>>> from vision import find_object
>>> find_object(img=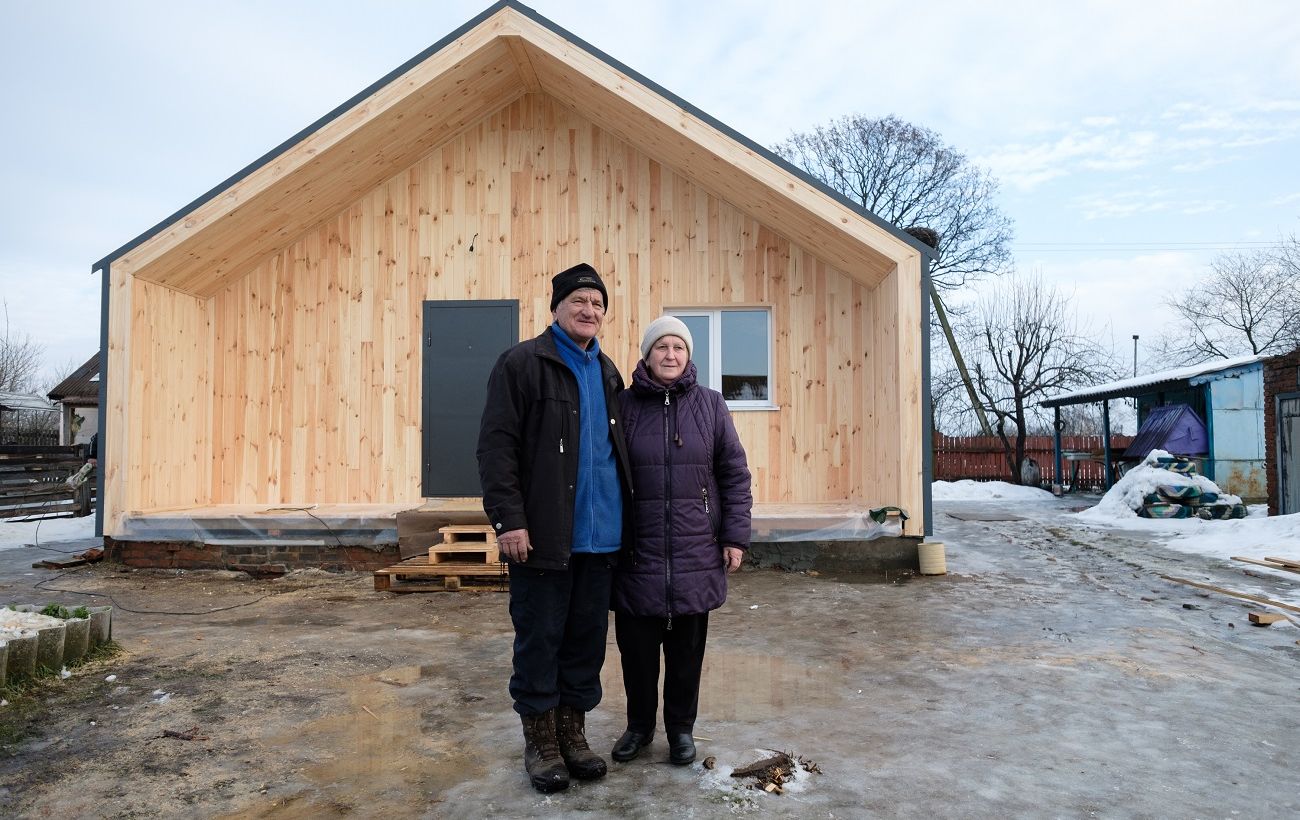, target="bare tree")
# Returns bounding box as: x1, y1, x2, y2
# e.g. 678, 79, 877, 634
0, 300, 45, 393
774, 114, 1014, 291
961, 274, 1117, 482
1155, 240, 1300, 366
